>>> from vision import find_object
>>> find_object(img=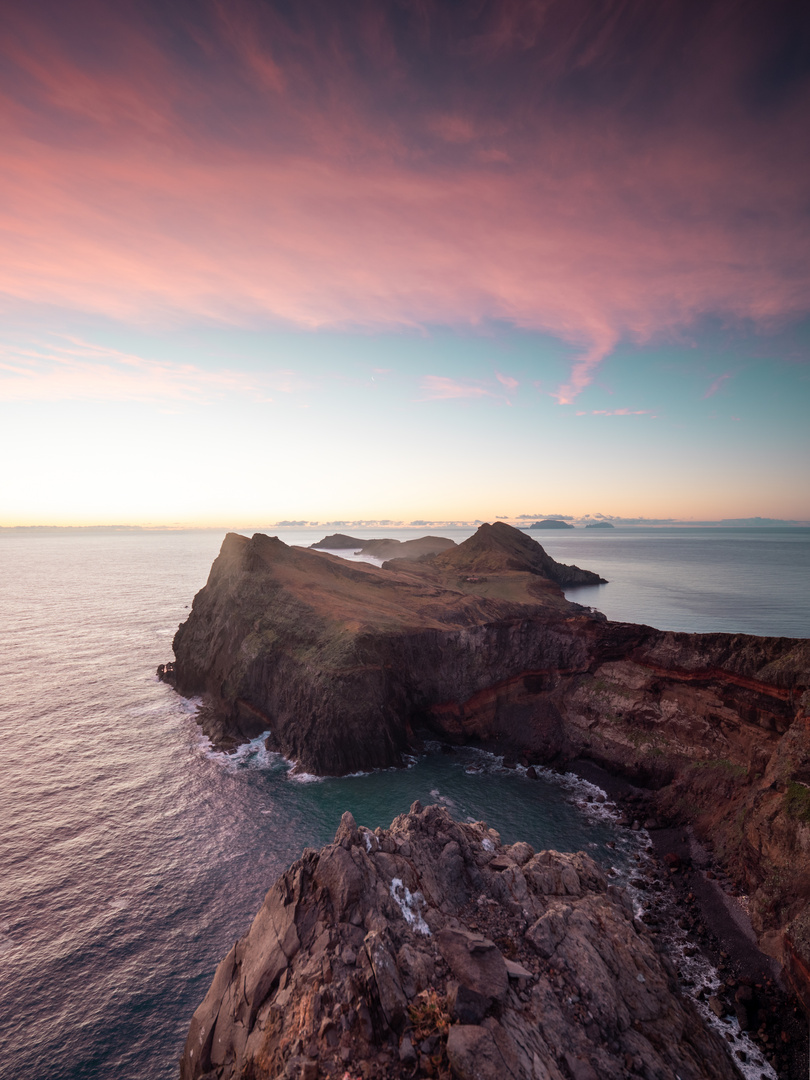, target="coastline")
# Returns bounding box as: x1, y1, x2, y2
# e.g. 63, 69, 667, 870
570, 758, 807, 1079
167, 524, 810, 1078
